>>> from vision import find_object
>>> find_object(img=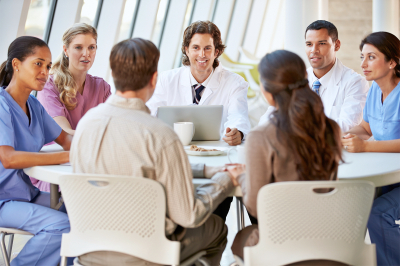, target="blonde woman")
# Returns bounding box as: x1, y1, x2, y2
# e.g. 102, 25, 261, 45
32, 23, 111, 192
